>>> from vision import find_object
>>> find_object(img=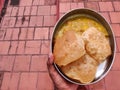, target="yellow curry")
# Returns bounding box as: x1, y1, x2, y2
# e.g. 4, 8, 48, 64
56, 16, 108, 38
